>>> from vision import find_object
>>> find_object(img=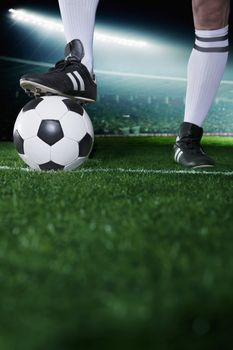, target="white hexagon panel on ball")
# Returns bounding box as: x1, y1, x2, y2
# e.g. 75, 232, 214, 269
51, 138, 79, 166
35, 96, 68, 120
24, 137, 51, 165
